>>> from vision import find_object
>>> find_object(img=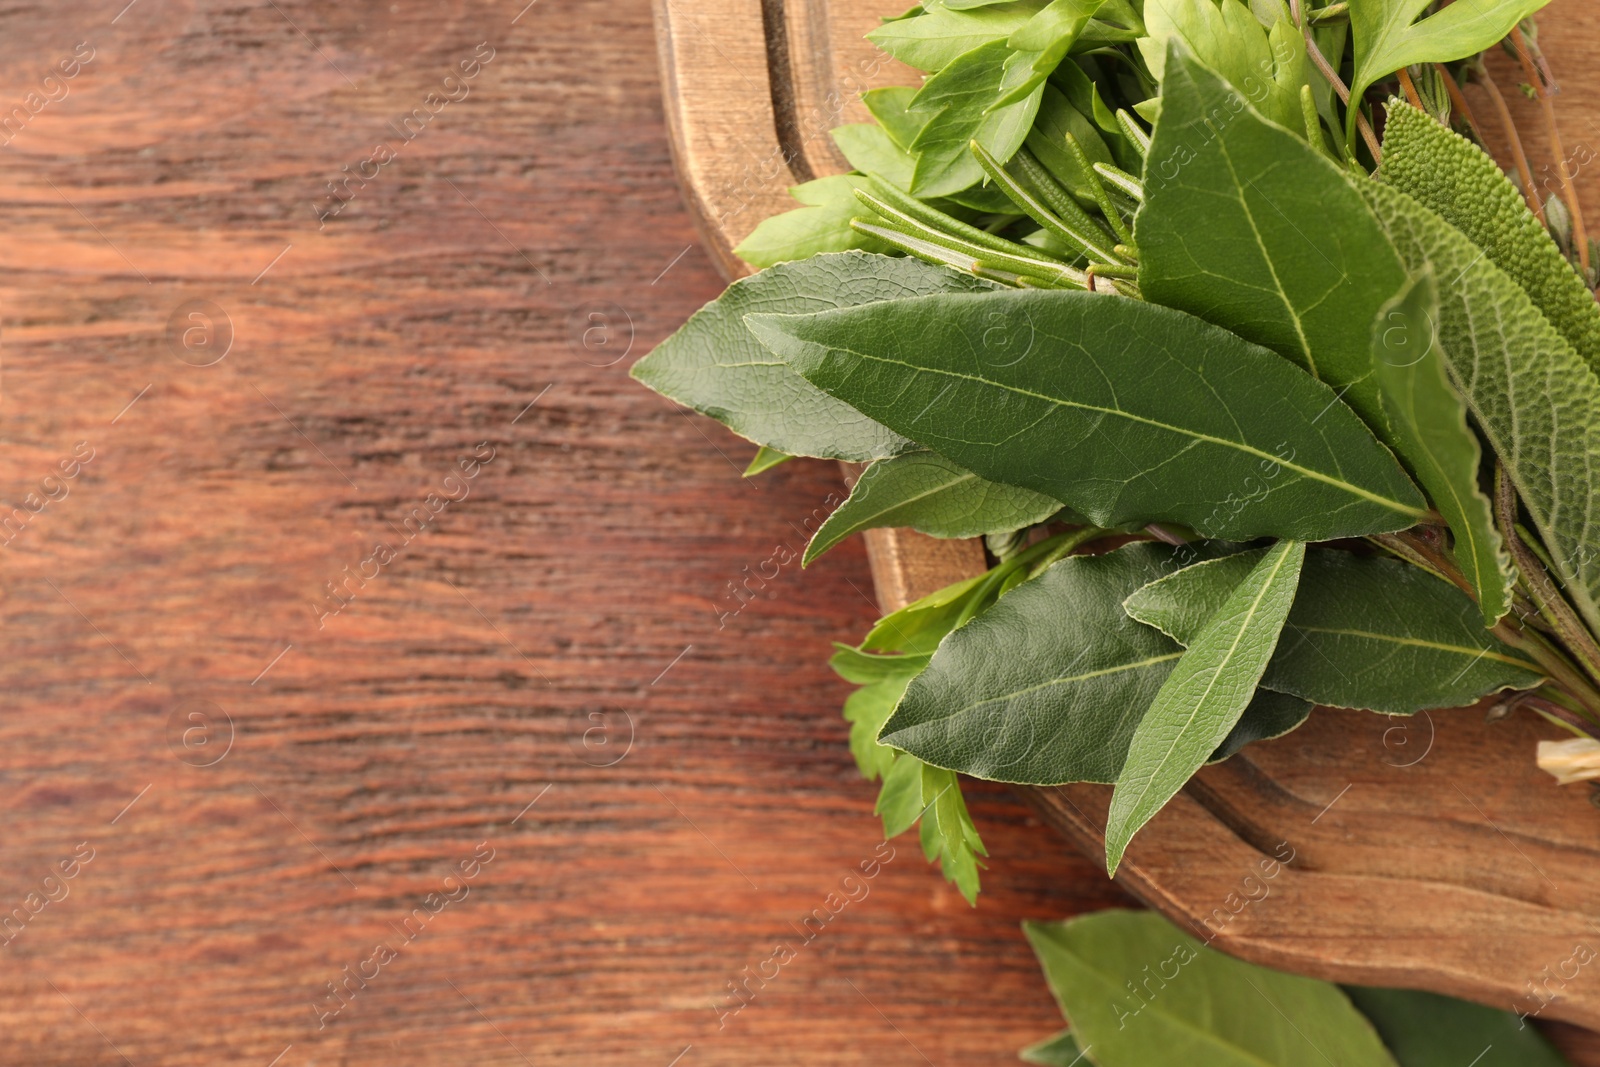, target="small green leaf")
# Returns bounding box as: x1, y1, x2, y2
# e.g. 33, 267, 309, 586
746, 287, 1429, 541
1123, 547, 1545, 713
831, 125, 918, 190
1025, 82, 1117, 204
867, 1, 1043, 72
805, 452, 1061, 564
742, 445, 792, 477
829, 642, 933, 685
991, 0, 1106, 110
917, 761, 988, 904
1105, 539, 1304, 874
1026, 911, 1400, 1066
1138, 43, 1406, 436
1348, 0, 1552, 129
863, 86, 928, 150
1378, 100, 1600, 377
844, 674, 915, 780
734, 175, 892, 268
1342, 986, 1572, 1067
1017, 1028, 1083, 1066
631, 251, 996, 463
1138, 0, 1307, 132
909, 39, 1046, 197
1371, 270, 1512, 625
